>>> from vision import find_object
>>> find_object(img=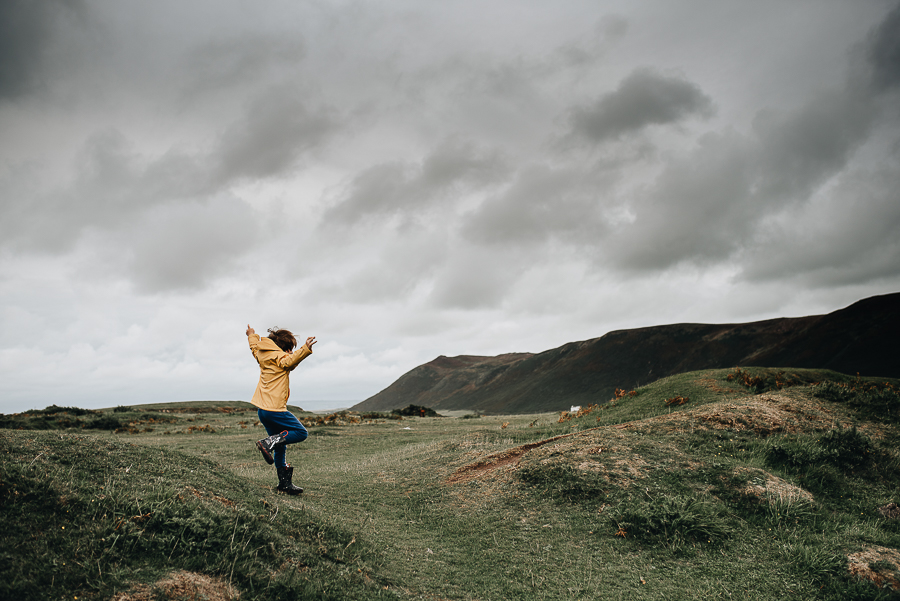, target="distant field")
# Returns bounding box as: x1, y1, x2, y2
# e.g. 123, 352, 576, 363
2, 367, 899, 600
